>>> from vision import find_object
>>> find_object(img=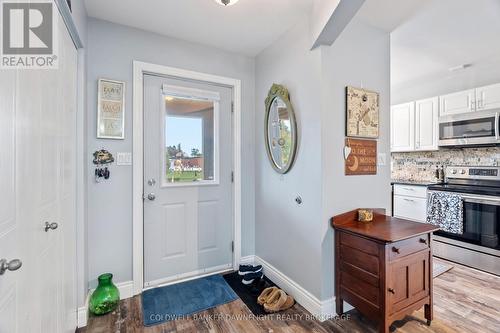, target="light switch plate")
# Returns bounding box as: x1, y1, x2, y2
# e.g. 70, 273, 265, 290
116, 152, 132, 166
